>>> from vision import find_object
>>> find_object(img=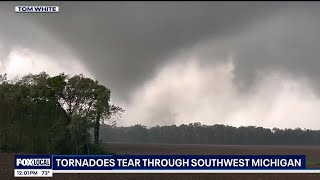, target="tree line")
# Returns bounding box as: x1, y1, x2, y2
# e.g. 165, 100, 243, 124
0, 72, 124, 154
100, 123, 320, 145
1, 71, 318, 155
